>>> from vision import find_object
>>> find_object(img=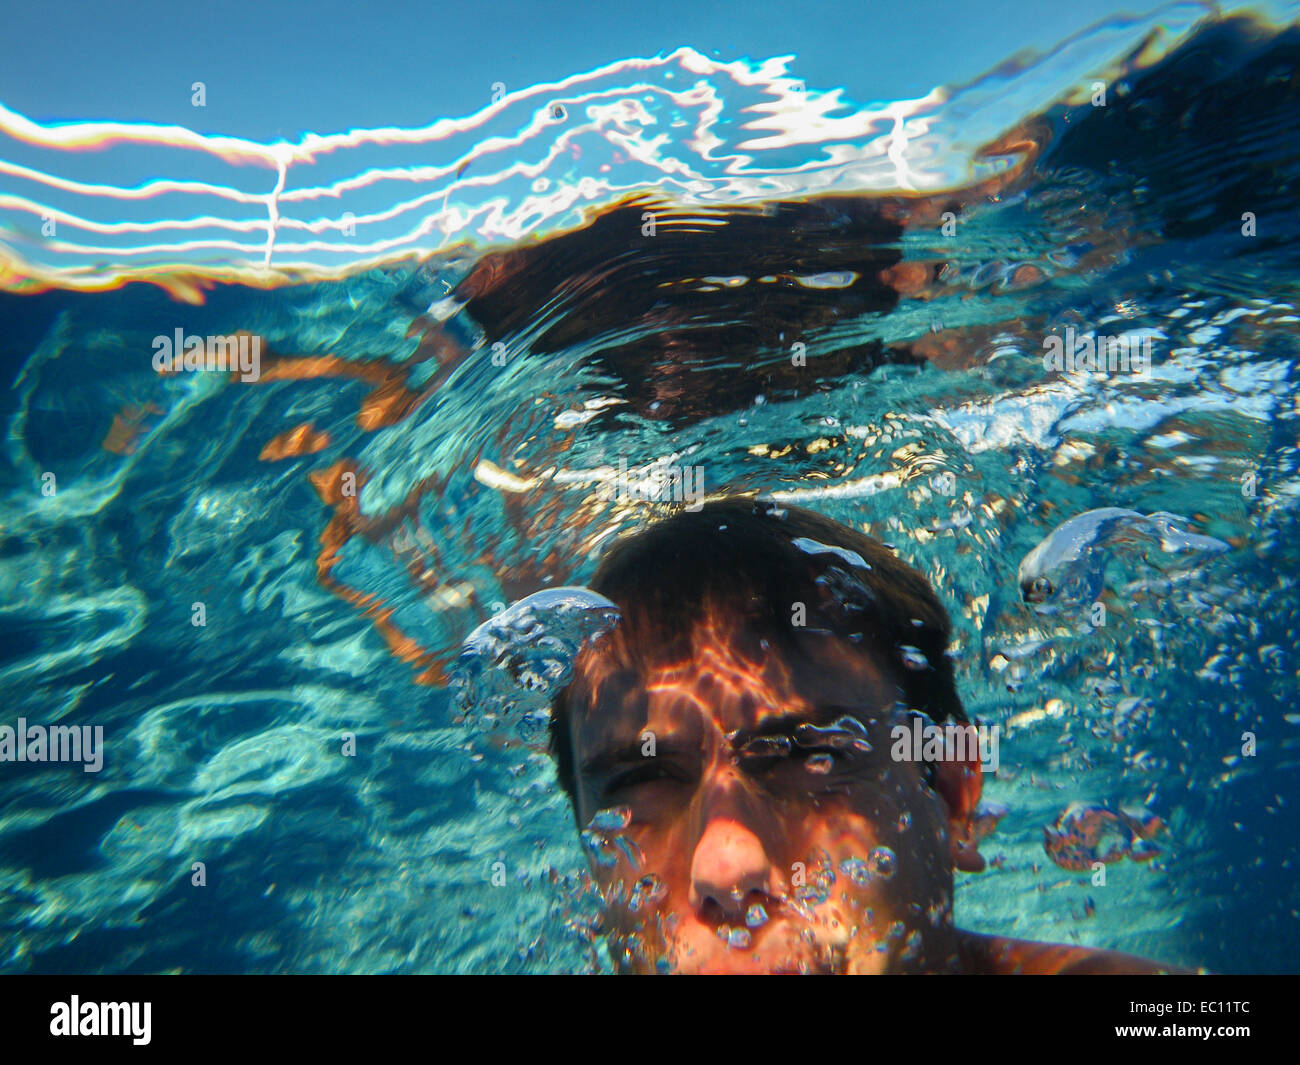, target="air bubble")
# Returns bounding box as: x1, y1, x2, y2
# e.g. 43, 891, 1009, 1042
590, 807, 632, 832
580, 830, 620, 868
805, 753, 835, 774
839, 858, 873, 887
869, 846, 897, 879
628, 874, 667, 912
898, 645, 929, 670
517, 709, 549, 742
